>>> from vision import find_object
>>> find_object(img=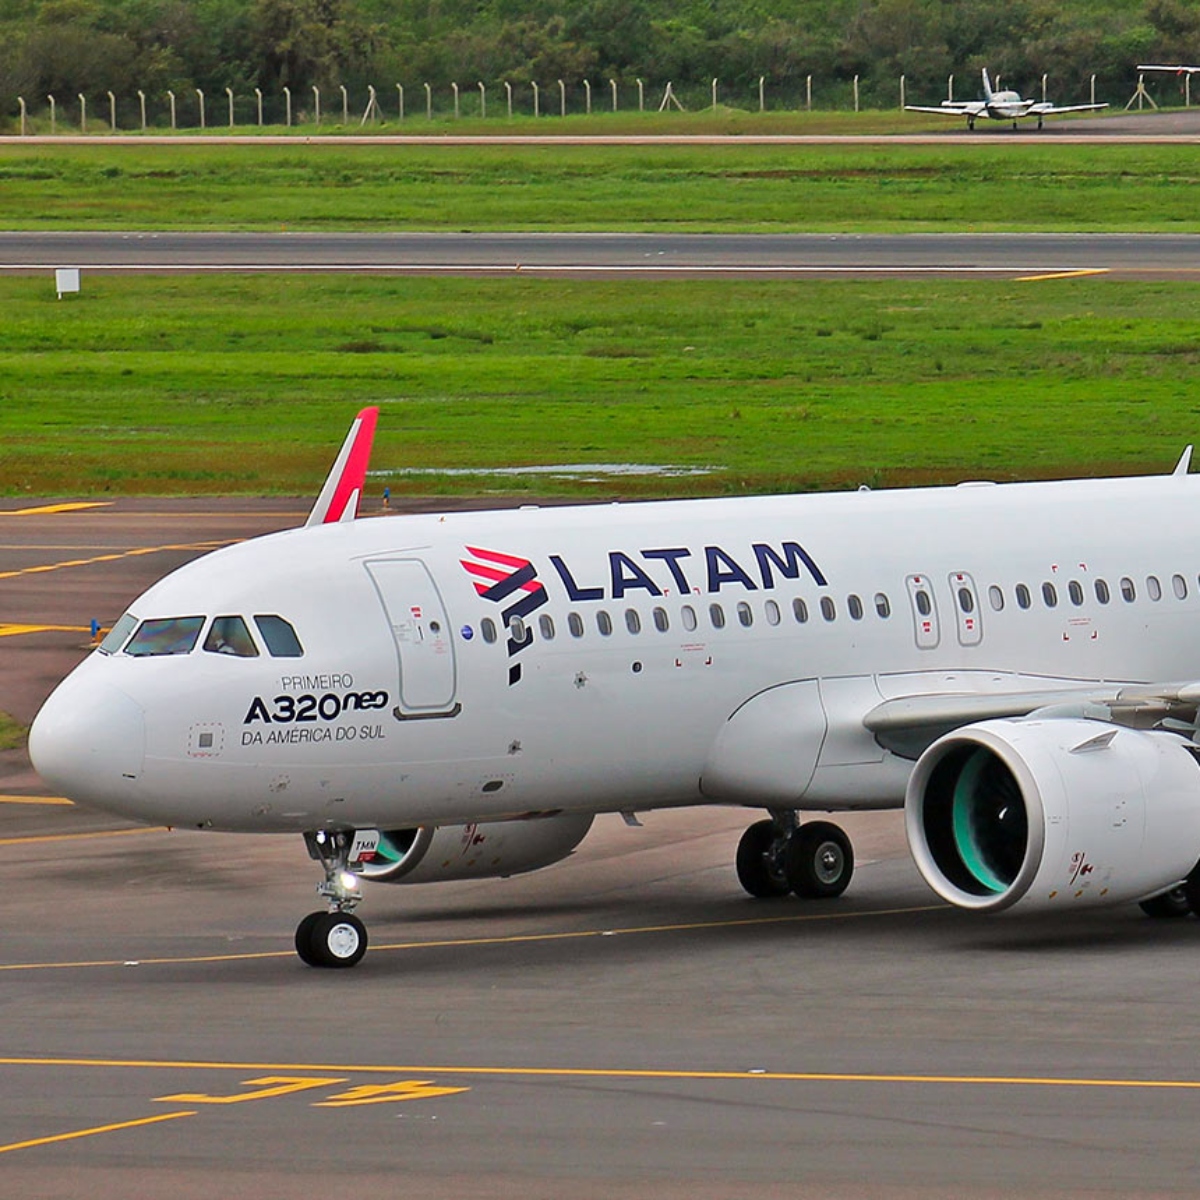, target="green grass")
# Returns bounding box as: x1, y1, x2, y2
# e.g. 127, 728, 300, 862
0, 140, 1197, 231
2, 273, 1199, 499
0, 712, 27, 750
